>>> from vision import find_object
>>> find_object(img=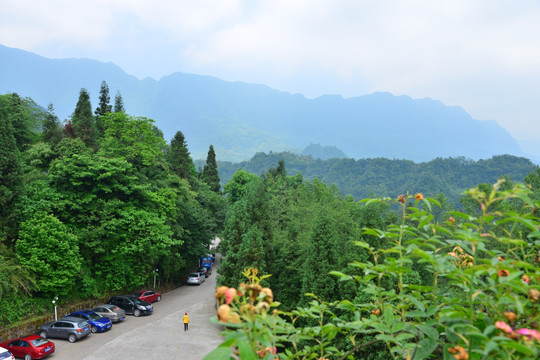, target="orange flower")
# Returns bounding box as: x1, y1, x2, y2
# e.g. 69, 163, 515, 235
215, 286, 228, 300
496, 321, 513, 334
217, 304, 232, 323
529, 289, 540, 302
497, 269, 510, 277
504, 311, 517, 323
415, 193, 423, 201
371, 309, 381, 316
397, 194, 406, 203
261, 287, 274, 303
522, 275, 530, 285
217, 304, 241, 324
225, 287, 237, 305
448, 346, 469, 360
447, 217, 455, 224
